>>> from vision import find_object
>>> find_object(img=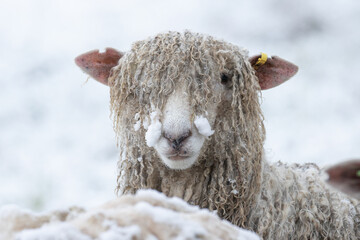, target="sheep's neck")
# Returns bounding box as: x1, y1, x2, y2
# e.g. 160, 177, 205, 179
157, 164, 213, 206
120, 152, 263, 227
